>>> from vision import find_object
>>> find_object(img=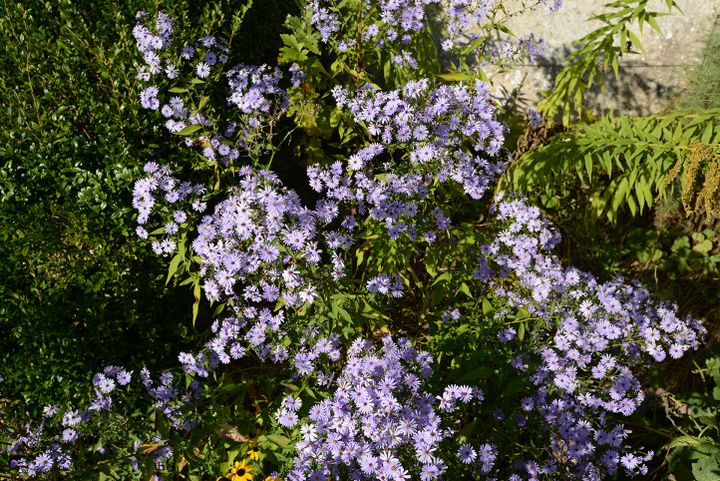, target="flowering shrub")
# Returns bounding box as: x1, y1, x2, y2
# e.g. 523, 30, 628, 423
0, 1, 707, 480
475, 195, 705, 477
279, 336, 483, 481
